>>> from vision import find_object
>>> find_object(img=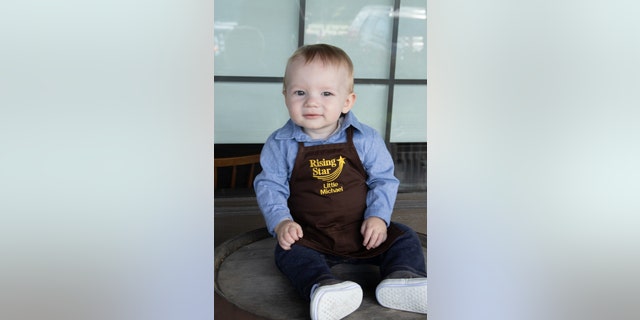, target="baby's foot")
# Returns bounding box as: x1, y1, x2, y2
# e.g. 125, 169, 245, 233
310, 280, 362, 320
376, 271, 427, 314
